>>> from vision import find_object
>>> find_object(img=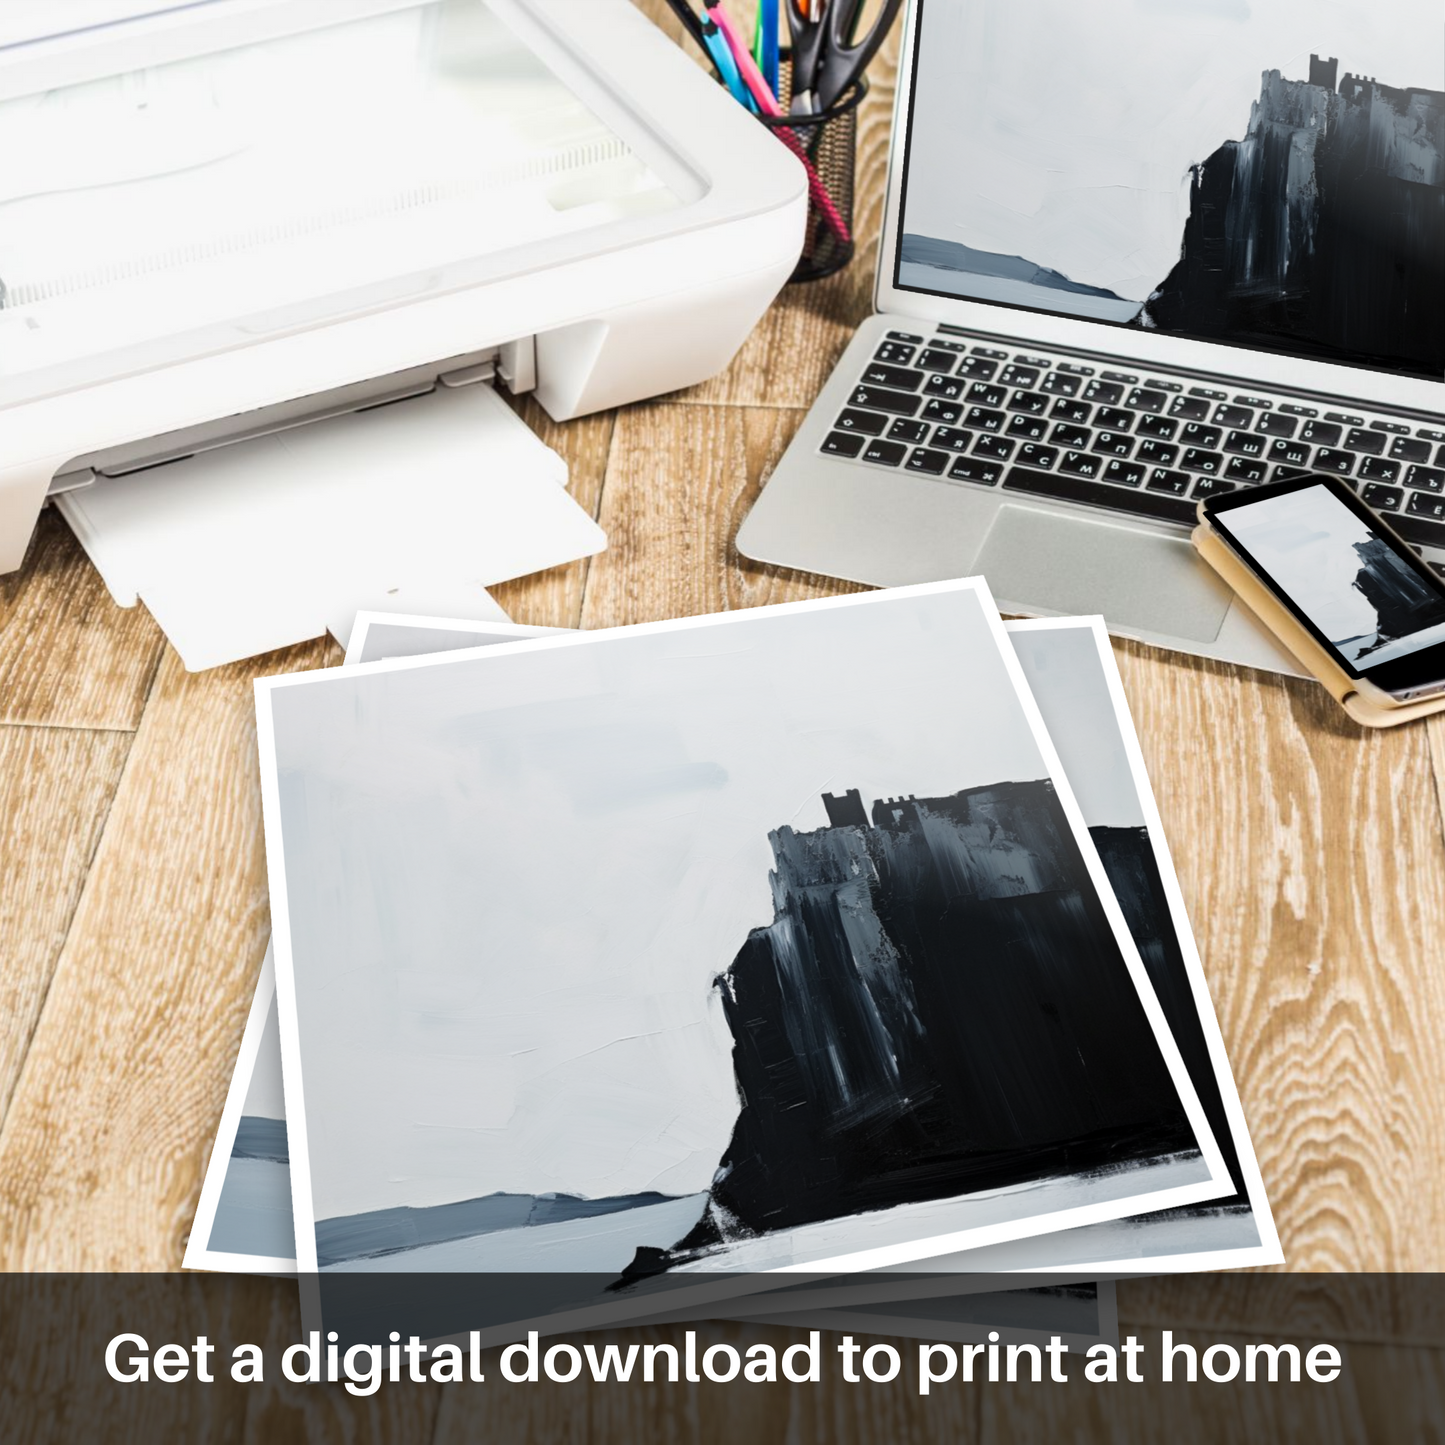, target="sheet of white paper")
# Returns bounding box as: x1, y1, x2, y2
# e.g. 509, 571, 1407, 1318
57, 383, 603, 670
256, 580, 1230, 1343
